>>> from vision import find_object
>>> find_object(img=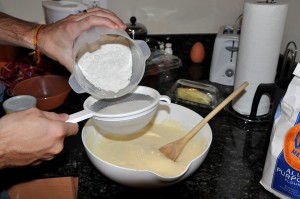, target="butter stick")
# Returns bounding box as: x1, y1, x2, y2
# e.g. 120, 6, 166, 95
176, 88, 211, 105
